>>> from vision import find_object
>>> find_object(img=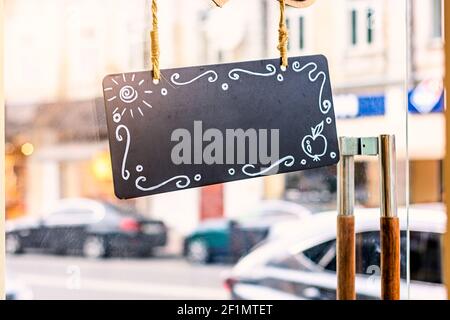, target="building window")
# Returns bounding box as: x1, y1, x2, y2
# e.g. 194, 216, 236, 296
367, 8, 375, 44
299, 16, 305, 50
285, 10, 307, 53
431, 0, 442, 39
349, 4, 379, 50
286, 17, 291, 51
351, 9, 358, 45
